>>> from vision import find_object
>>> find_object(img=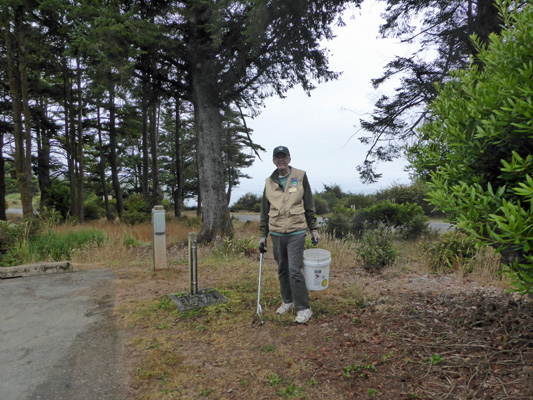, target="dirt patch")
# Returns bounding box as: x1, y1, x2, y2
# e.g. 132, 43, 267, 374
113, 254, 532, 400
